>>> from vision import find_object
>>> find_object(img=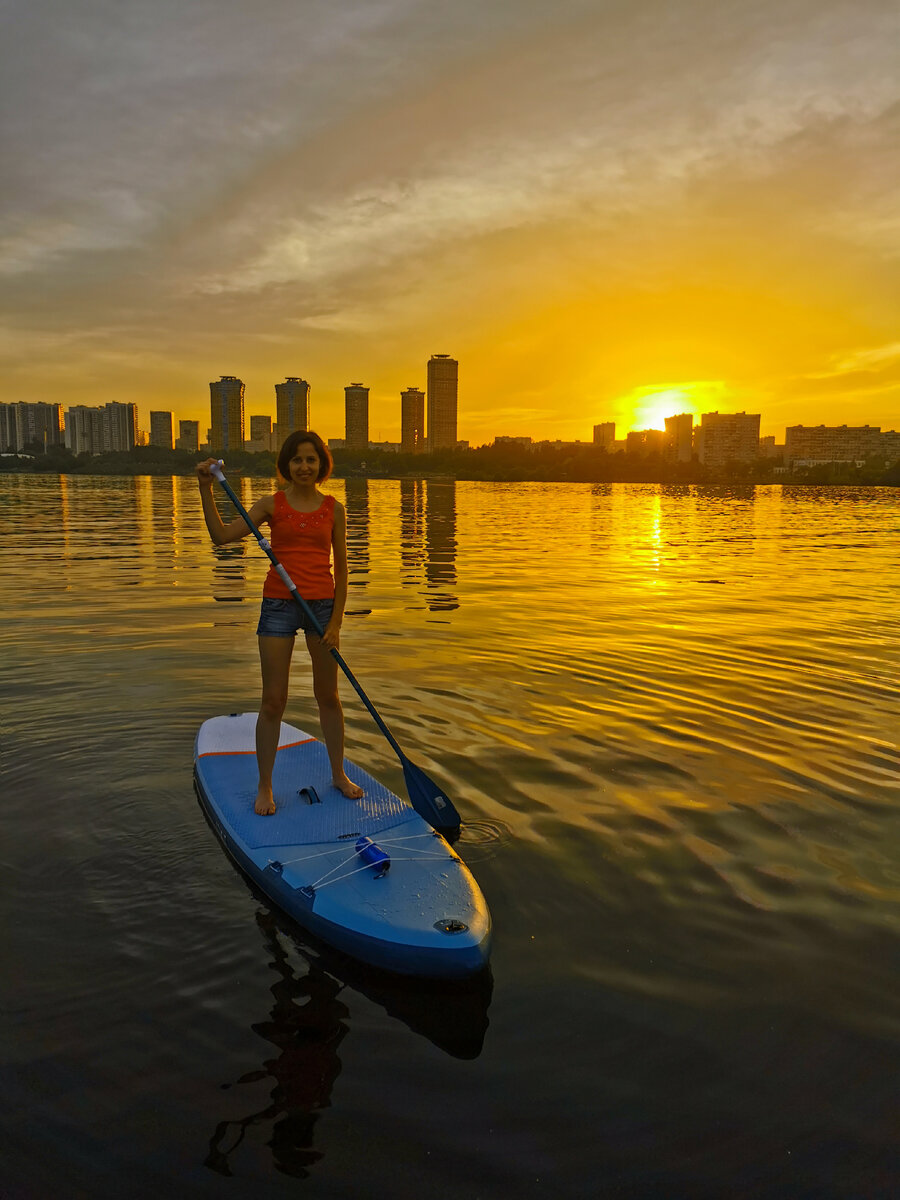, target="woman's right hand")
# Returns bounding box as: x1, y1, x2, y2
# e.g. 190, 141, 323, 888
196, 458, 220, 488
